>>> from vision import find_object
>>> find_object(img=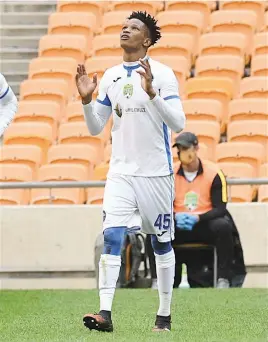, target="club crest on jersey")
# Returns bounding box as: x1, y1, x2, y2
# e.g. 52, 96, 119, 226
184, 191, 198, 211
123, 84, 133, 99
